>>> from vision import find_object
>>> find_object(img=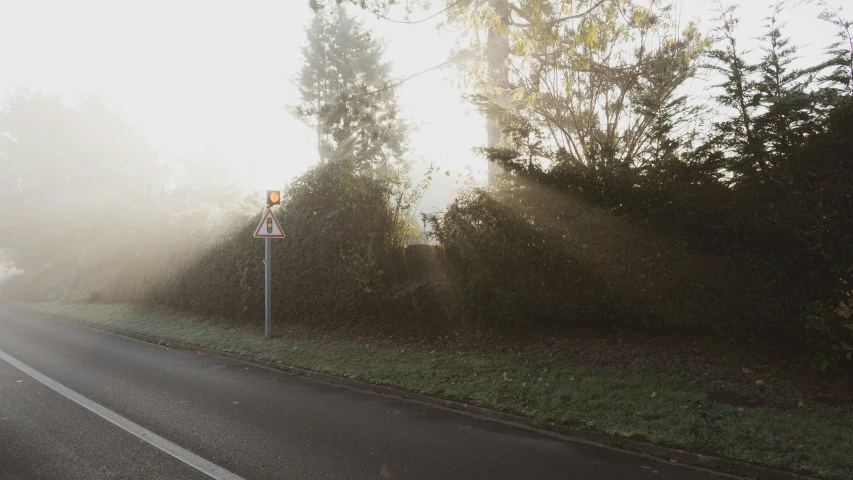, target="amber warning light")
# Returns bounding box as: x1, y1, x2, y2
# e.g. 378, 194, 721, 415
266, 190, 281, 207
